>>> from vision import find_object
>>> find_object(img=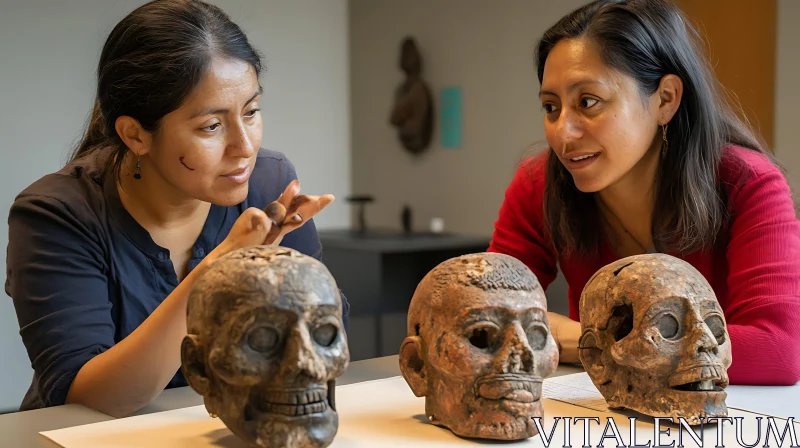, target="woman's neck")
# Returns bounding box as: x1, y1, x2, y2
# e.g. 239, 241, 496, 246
116, 155, 208, 230
596, 143, 662, 252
